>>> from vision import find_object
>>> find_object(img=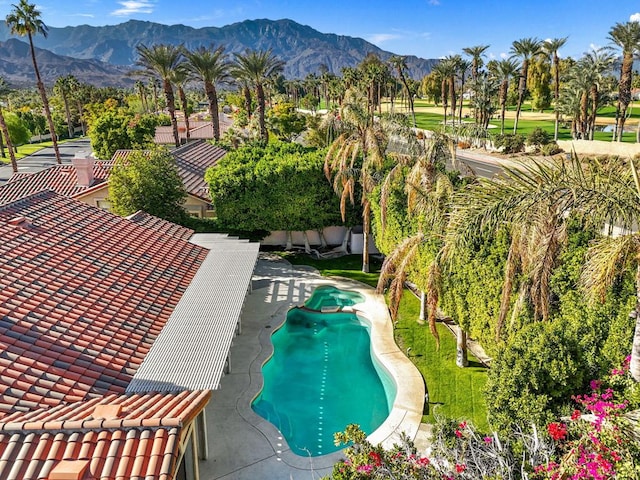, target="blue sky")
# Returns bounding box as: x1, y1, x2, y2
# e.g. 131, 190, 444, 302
2, 0, 639, 61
